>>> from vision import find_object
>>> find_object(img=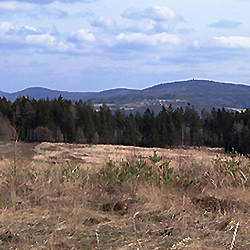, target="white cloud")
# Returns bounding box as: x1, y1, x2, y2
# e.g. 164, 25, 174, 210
23, 25, 37, 33
127, 20, 176, 34
151, 6, 176, 20
0, 2, 68, 19
24, 34, 76, 53
0, 1, 35, 12
0, 22, 81, 54
25, 33, 76, 53
0, 22, 14, 32
121, 6, 183, 35
127, 19, 156, 33
193, 40, 200, 48
122, 6, 177, 21
70, 29, 95, 42
5, 25, 38, 37
26, 34, 56, 46
0, 1, 21, 10
91, 16, 115, 31
57, 41, 74, 52
215, 36, 250, 49
116, 32, 180, 46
